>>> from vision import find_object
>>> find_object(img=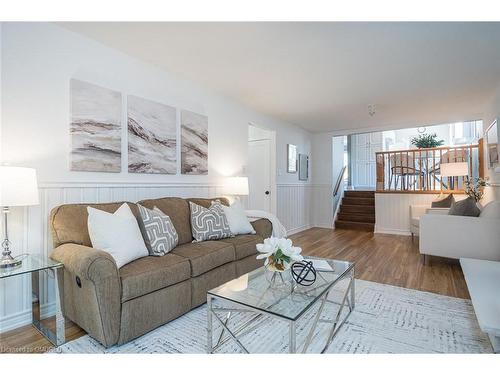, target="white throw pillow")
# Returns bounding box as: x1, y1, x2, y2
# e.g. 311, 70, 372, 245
479, 201, 500, 219
87, 203, 149, 268
222, 200, 256, 235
